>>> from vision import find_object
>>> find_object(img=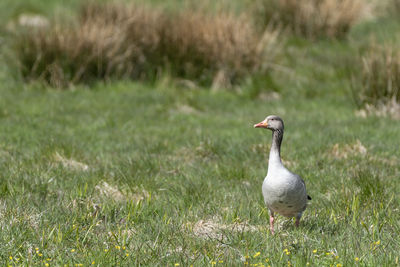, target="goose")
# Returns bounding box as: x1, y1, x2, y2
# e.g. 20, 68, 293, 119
254, 115, 311, 234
